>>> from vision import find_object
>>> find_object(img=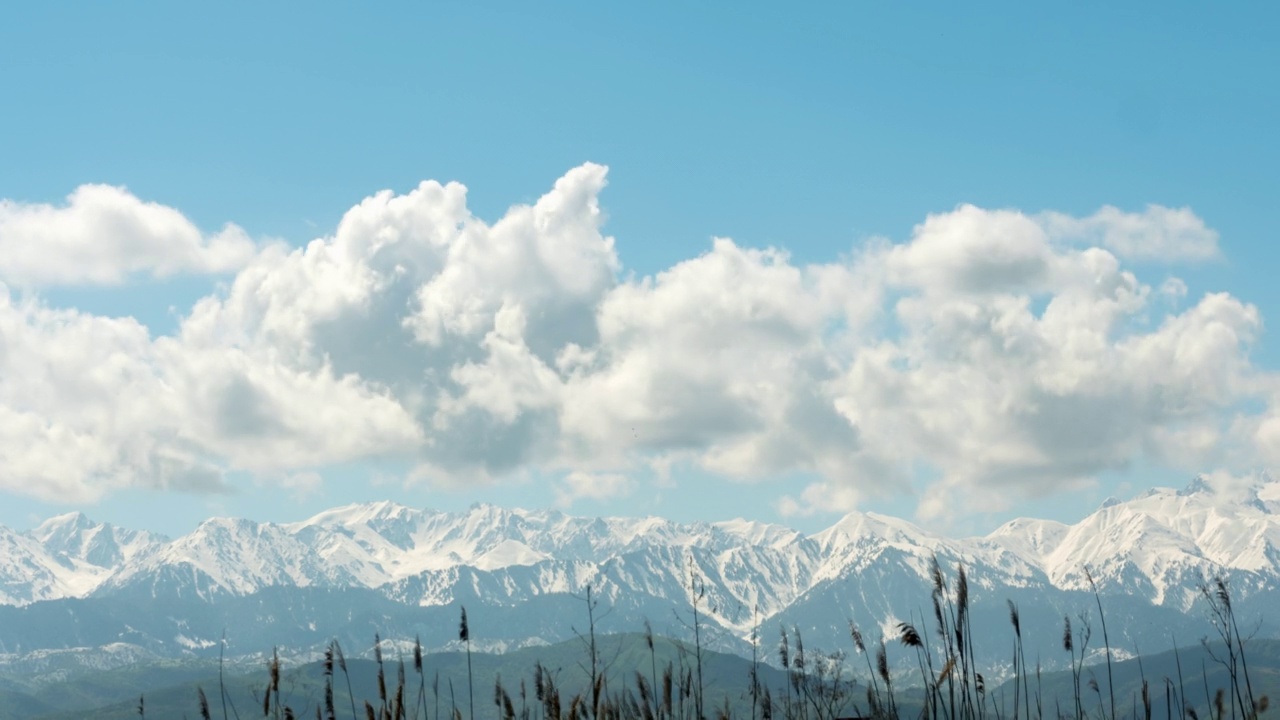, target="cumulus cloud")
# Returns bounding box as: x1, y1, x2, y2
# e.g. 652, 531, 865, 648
557, 239, 867, 482
799, 204, 1256, 518
0, 288, 421, 503
0, 293, 222, 501
885, 205, 1055, 294
0, 168, 1274, 519
0, 185, 260, 285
